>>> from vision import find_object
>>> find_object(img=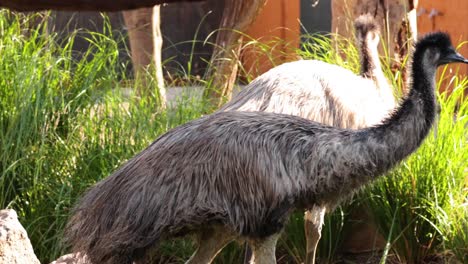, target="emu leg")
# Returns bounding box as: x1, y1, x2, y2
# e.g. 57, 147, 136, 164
248, 233, 281, 264
185, 227, 235, 264
304, 205, 326, 264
